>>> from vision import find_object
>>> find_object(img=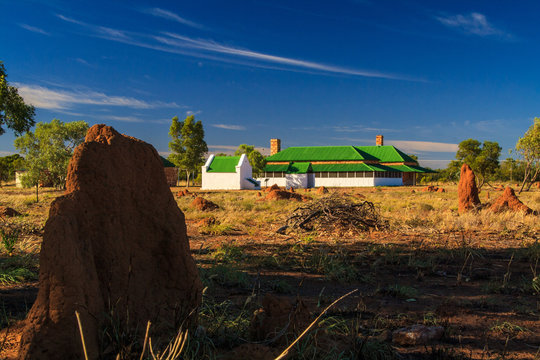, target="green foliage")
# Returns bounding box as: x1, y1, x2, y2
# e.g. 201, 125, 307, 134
14, 119, 88, 191
455, 138, 501, 187
0, 154, 24, 183
0, 61, 35, 136
0, 267, 37, 285
515, 117, 540, 191
234, 144, 266, 175
212, 243, 244, 263
1, 227, 19, 256
168, 115, 208, 187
